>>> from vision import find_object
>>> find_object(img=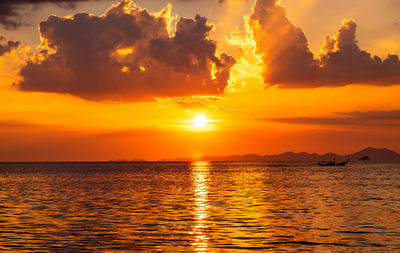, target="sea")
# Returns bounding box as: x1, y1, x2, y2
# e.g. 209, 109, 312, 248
0, 161, 399, 252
